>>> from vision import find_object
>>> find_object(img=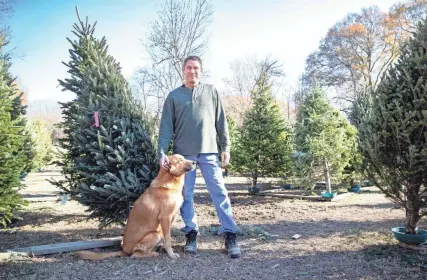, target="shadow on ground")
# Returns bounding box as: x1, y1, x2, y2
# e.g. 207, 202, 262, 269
1, 236, 425, 280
